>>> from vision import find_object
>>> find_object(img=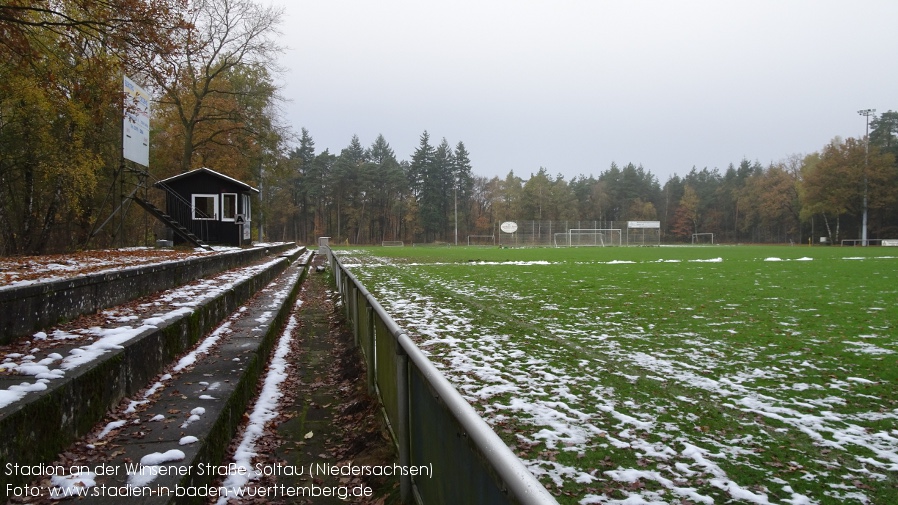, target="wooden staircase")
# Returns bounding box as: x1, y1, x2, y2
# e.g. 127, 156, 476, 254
131, 196, 214, 251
